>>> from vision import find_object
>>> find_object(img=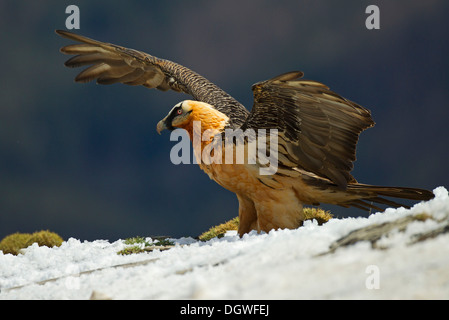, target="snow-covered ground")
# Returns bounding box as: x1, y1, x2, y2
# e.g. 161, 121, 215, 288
1, 187, 448, 300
